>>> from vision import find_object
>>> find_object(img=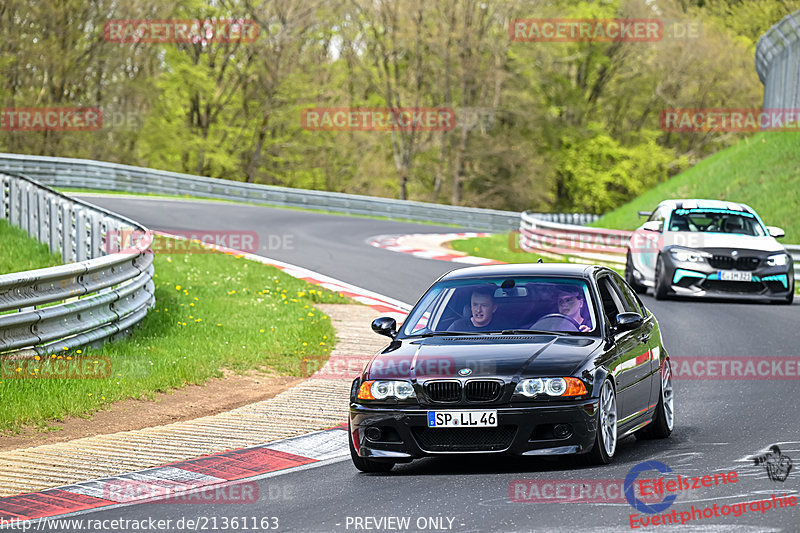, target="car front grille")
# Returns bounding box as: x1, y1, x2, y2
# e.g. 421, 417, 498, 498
412, 426, 517, 452
709, 255, 760, 271
465, 380, 503, 402
703, 280, 764, 293
425, 381, 461, 402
